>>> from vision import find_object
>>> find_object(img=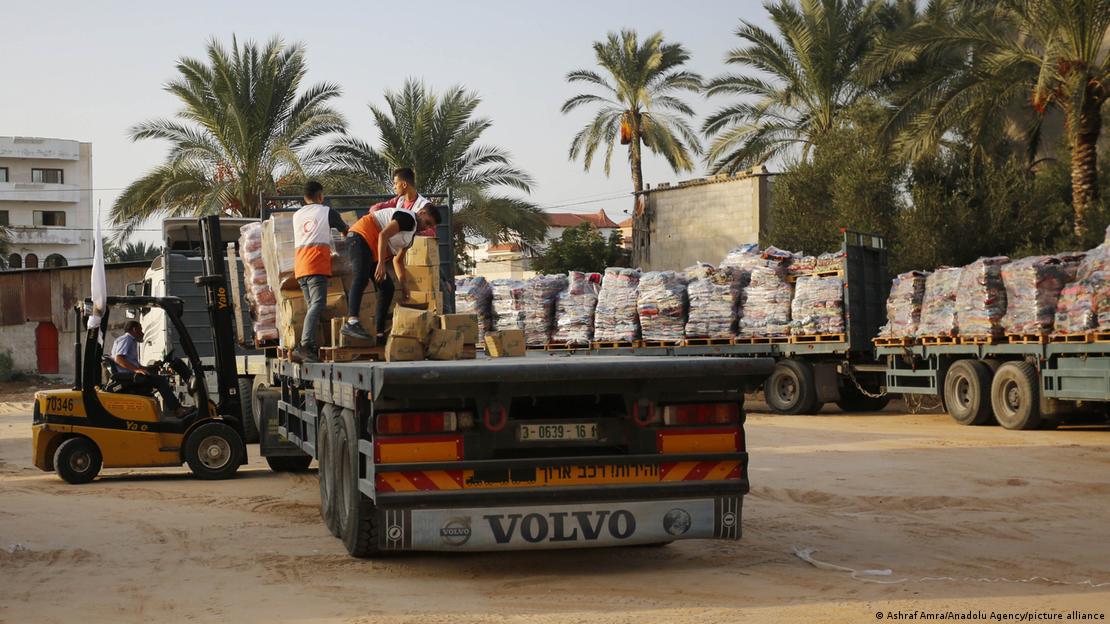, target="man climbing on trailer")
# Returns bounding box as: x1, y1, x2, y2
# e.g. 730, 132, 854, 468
110, 320, 190, 420
292, 180, 349, 363
342, 167, 441, 341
